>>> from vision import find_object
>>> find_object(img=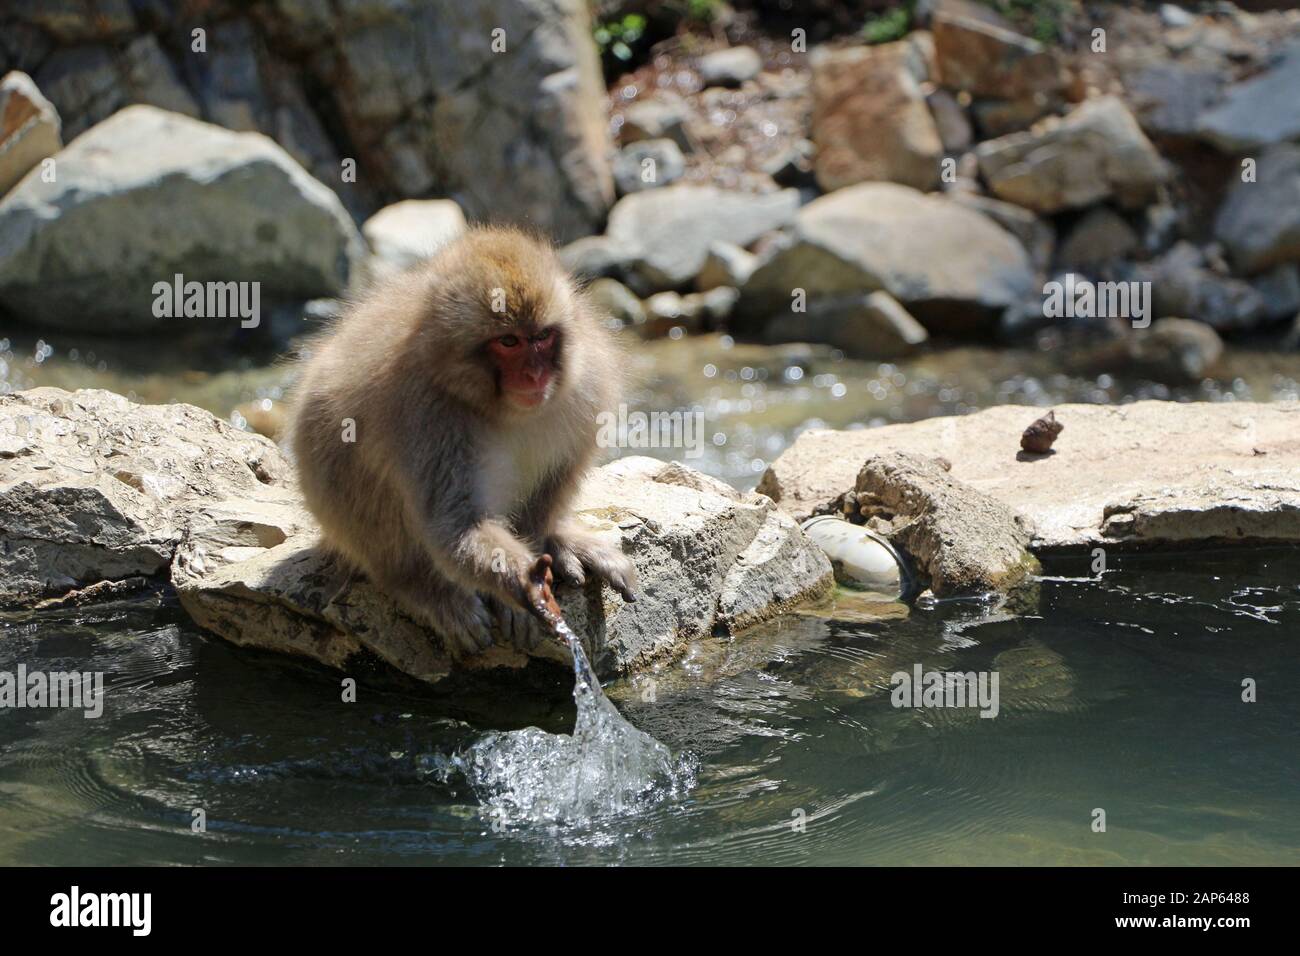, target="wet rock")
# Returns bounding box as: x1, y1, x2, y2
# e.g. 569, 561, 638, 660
739, 183, 1034, 333
762, 291, 929, 359
1055, 207, 1139, 271
931, 6, 1063, 100
606, 185, 799, 291
760, 400, 1300, 550
0, 106, 364, 332
1196, 41, 1300, 152
810, 41, 944, 192
976, 96, 1168, 213
698, 46, 762, 87
0, 71, 61, 195
612, 138, 685, 195
361, 199, 467, 277
1214, 143, 1300, 275
849, 452, 1038, 596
